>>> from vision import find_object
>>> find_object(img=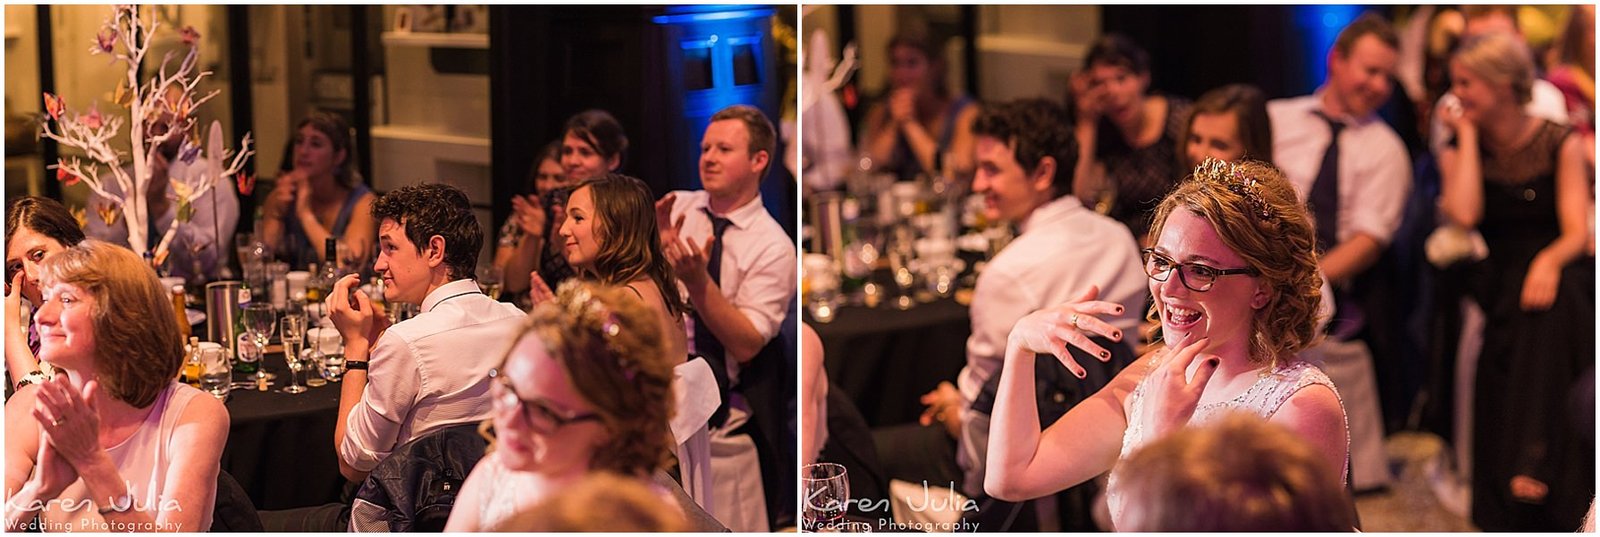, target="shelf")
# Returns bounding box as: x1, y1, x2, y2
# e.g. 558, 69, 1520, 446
370, 125, 489, 148
380, 31, 488, 50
